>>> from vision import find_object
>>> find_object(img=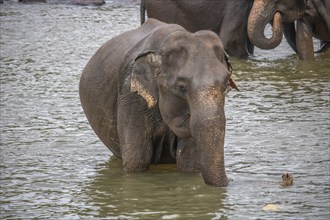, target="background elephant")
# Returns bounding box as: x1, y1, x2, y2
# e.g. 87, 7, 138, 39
79, 19, 238, 187
18, 0, 46, 3
140, 0, 254, 59
70, 0, 105, 6
247, 0, 330, 60
283, 0, 330, 60
247, 0, 310, 50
